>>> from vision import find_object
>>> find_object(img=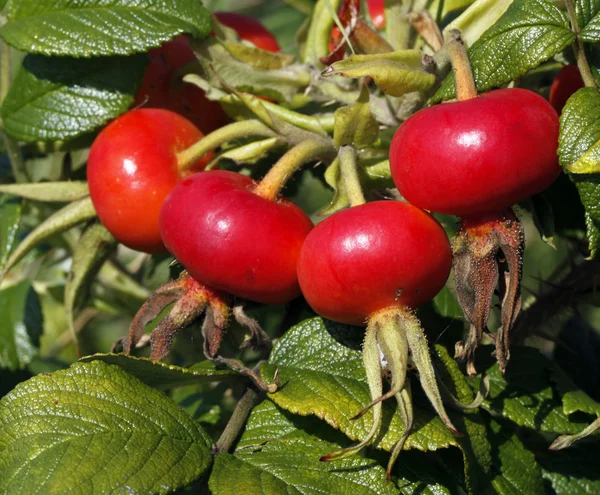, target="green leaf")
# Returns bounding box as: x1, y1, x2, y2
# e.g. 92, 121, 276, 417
558, 87, 600, 257
474, 346, 590, 434
213, 399, 450, 495
568, 139, 600, 174
323, 50, 436, 97
552, 366, 600, 417
0, 282, 43, 371
0, 361, 213, 493
320, 157, 349, 215
488, 418, 545, 494
0, 181, 89, 202
559, 88, 600, 167
261, 318, 455, 452
333, 85, 379, 149
210, 445, 397, 495
526, 194, 556, 248
433, 286, 465, 319
0, 0, 212, 57
540, 442, 600, 493
79, 353, 238, 388
585, 211, 600, 258
433, 345, 492, 493
432, 0, 574, 102
64, 222, 117, 343
223, 42, 295, 70
579, 0, 600, 41
195, 40, 312, 103
0, 196, 21, 269
1, 54, 147, 142
259, 317, 488, 491
0, 197, 97, 277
